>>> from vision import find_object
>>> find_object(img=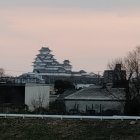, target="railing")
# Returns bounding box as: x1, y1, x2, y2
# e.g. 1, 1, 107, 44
0, 114, 140, 120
